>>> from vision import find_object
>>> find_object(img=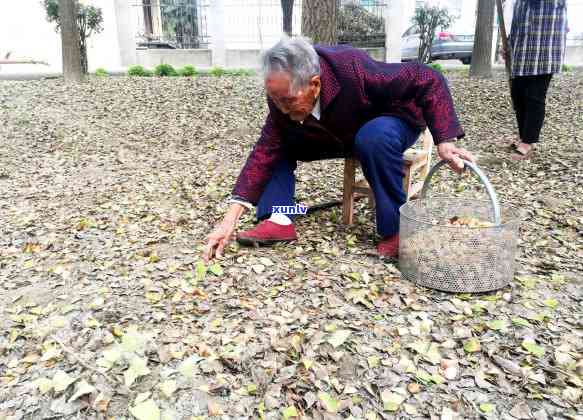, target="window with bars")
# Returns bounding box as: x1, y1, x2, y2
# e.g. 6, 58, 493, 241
137, 0, 209, 49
